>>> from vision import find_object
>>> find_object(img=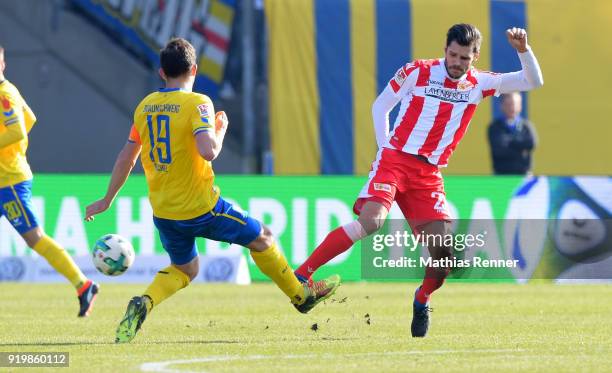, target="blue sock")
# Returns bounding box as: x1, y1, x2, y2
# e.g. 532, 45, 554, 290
295, 272, 309, 284
413, 286, 428, 310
